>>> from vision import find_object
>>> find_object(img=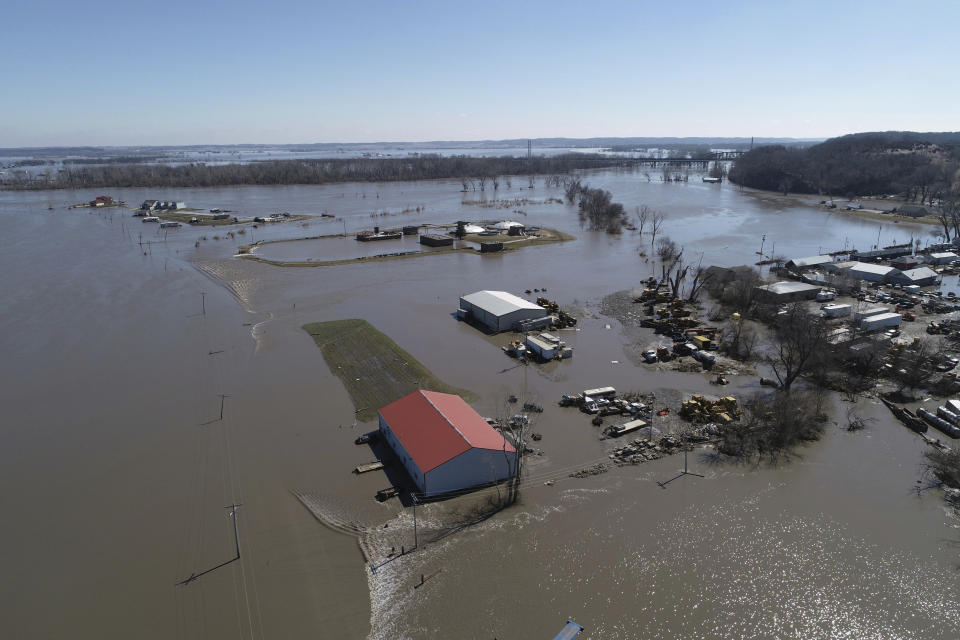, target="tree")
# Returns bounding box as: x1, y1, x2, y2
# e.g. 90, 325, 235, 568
723, 318, 759, 362
656, 236, 681, 280
718, 391, 825, 461
636, 205, 651, 236
649, 210, 666, 254
766, 304, 829, 391
887, 339, 935, 399
685, 259, 713, 303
